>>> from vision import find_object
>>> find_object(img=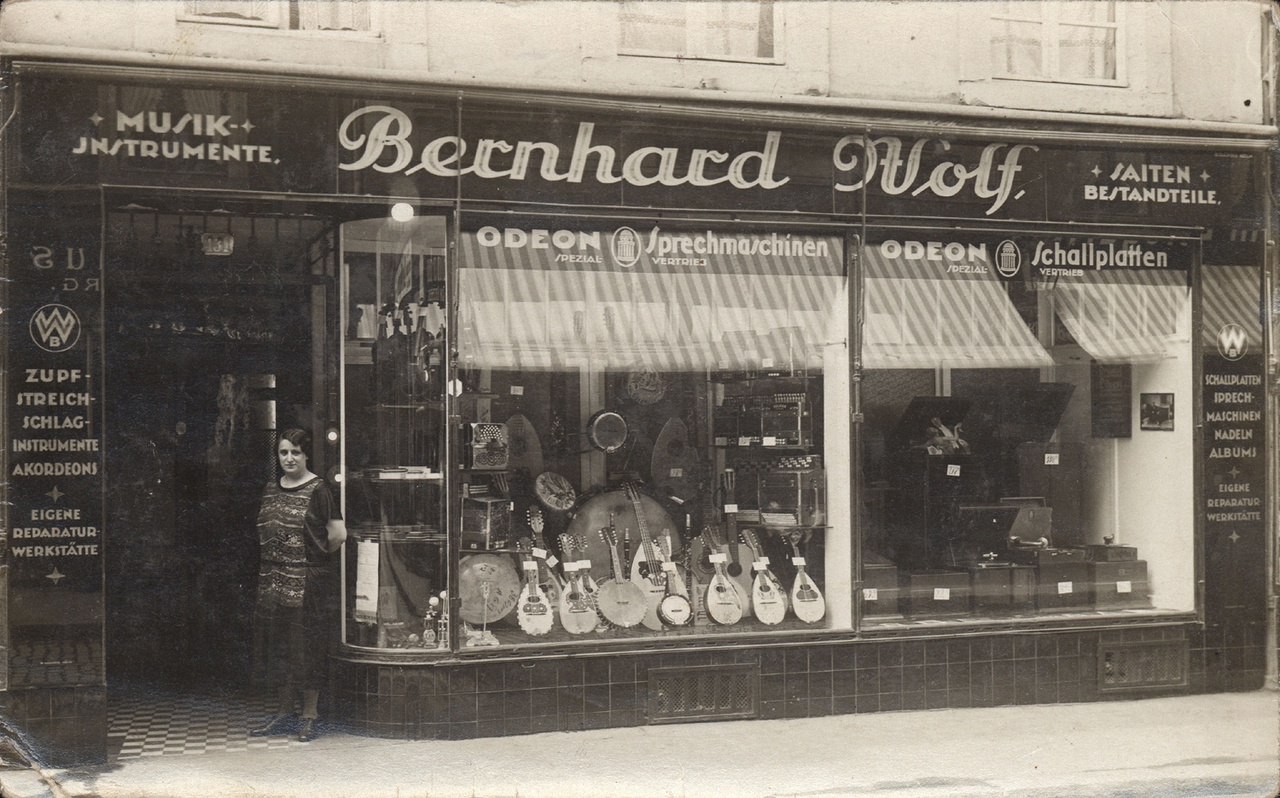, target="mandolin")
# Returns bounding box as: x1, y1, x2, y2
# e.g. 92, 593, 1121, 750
787, 534, 826, 623
526, 507, 563, 612
556, 559, 598, 635
515, 544, 554, 636
596, 527, 648, 628
702, 531, 744, 625
559, 533, 600, 610
626, 484, 669, 631
689, 525, 755, 617
742, 529, 787, 625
